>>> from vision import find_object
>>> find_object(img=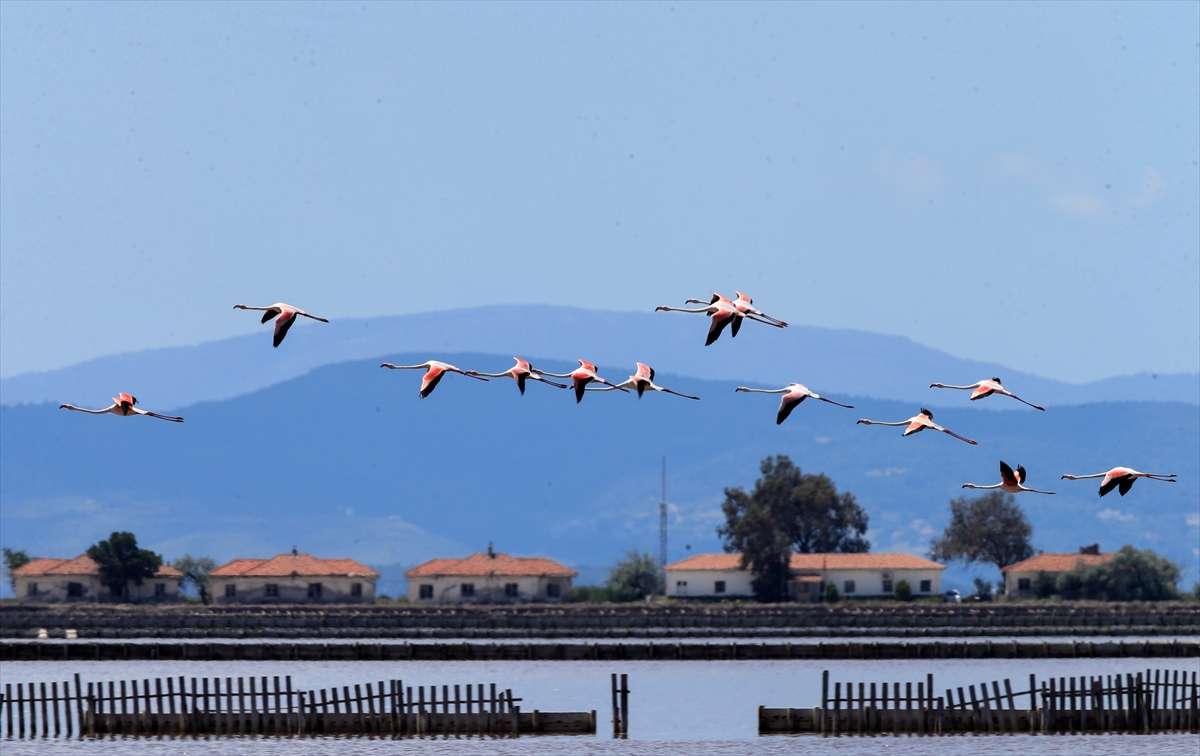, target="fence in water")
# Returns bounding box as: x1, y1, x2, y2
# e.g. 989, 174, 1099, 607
0, 673, 596, 738
760, 667, 1200, 735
